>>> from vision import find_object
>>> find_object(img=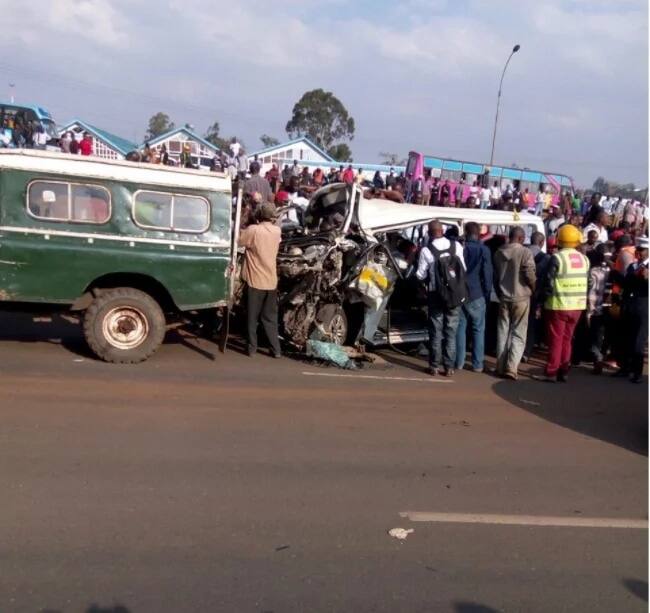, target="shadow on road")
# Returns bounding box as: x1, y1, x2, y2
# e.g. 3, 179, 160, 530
623, 578, 649, 602
492, 373, 648, 455
0, 312, 221, 362
453, 602, 502, 612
